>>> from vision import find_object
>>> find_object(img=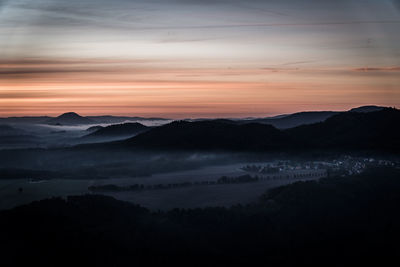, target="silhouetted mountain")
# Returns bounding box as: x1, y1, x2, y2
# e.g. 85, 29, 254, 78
84, 123, 149, 138
240, 111, 340, 129
191, 106, 389, 129
349, 105, 385, 113
287, 108, 400, 150
88, 115, 169, 124
124, 120, 292, 151
120, 108, 399, 152
46, 112, 95, 125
